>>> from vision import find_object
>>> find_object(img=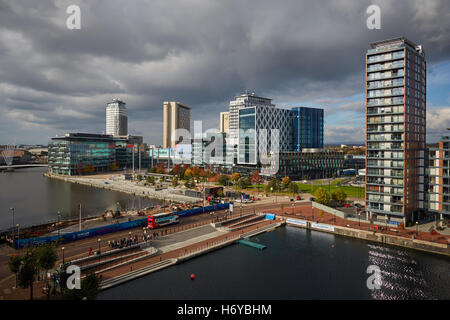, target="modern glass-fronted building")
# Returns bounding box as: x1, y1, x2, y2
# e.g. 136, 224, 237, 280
292, 107, 324, 151
275, 150, 344, 179
237, 105, 291, 166
48, 133, 148, 175
228, 93, 275, 165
